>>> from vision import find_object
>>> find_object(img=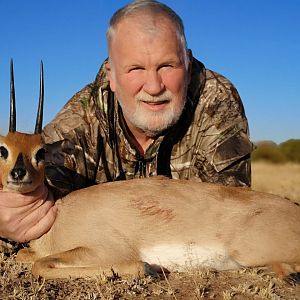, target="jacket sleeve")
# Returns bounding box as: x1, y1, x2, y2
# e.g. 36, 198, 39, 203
42, 83, 101, 198
194, 70, 253, 187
